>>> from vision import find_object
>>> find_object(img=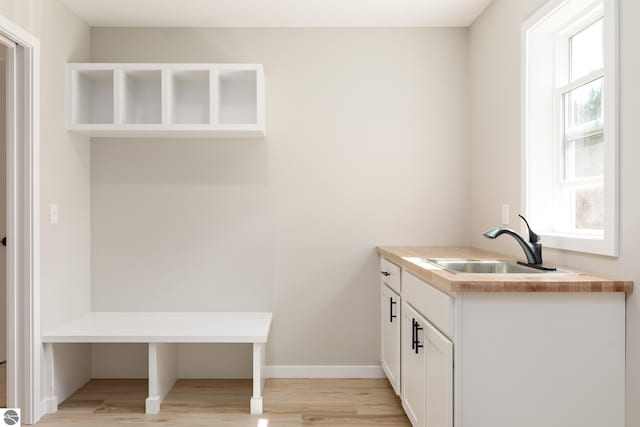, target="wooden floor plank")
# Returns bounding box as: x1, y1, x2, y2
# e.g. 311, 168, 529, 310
302, 414, 411, 426
36, 378, 409, 426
